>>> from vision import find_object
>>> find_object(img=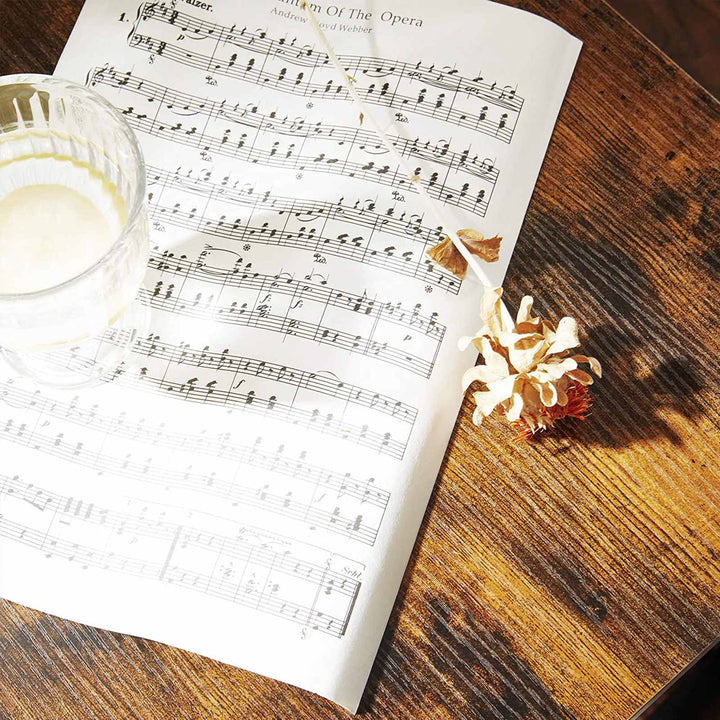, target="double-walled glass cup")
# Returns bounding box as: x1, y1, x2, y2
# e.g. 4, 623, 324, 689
0, 74, 149, 387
